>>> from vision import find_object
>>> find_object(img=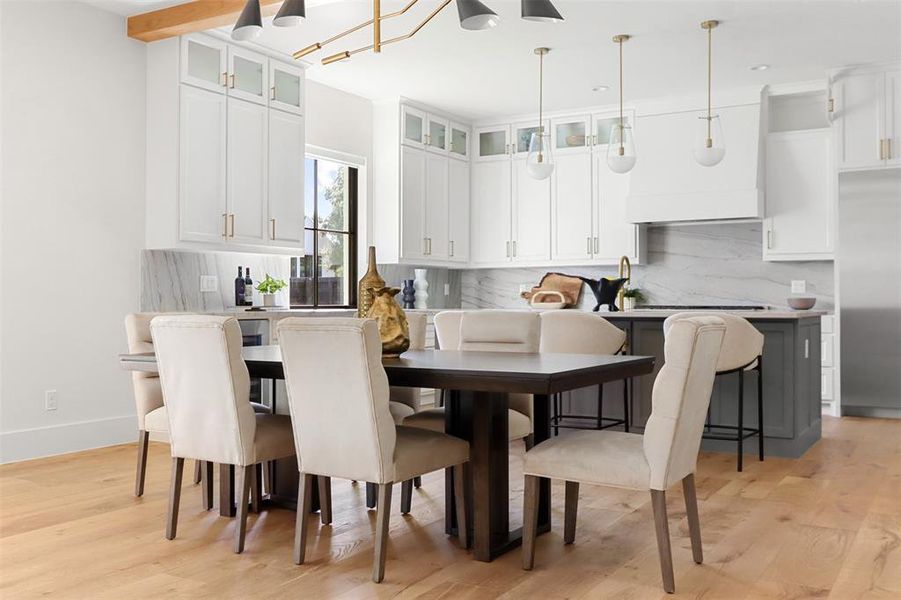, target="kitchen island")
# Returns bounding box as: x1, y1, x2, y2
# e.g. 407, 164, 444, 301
562, 309, 826, 458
